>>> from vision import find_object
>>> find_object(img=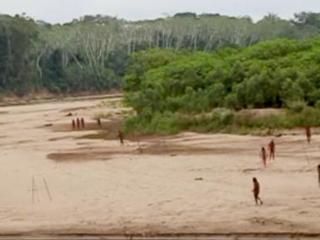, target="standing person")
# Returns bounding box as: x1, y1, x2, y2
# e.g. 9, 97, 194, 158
252, 177, 263, 205
318, 164, 320, 187
76, 118, 80, 129
268, 140, 275, 160
118, 130, 124, 145
81, 118, 85, 129
72, 119, 76, 129
97, 118, 102, 127
305, 126, 311, 143
261, 147, 267, 168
